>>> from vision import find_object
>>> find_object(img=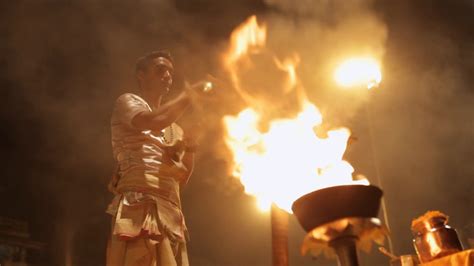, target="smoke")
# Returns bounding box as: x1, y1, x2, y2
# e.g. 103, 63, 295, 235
217, 0, 473, 263
216, 0, 388, 165
282, 0, 472, 258
0, 0, 261, 264
0, 0, 225, 264
362, 0, 474, 255
0, 0, 472, 265
262, 0, 387, 123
